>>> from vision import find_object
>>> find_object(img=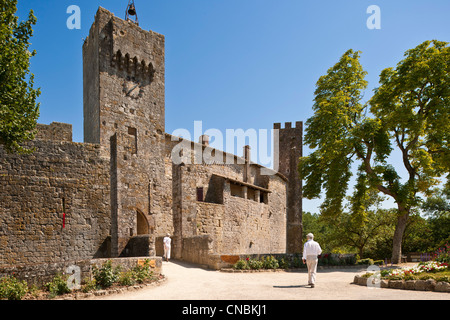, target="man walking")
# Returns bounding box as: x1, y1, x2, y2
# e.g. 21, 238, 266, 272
302, 233, 322, 288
